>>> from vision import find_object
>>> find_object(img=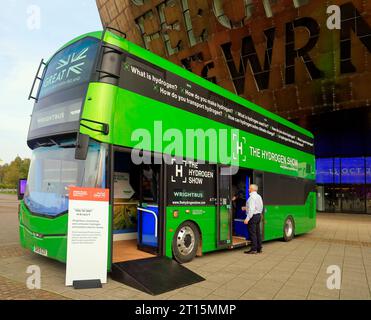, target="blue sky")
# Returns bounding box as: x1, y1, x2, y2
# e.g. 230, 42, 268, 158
0, 0, 102, 164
